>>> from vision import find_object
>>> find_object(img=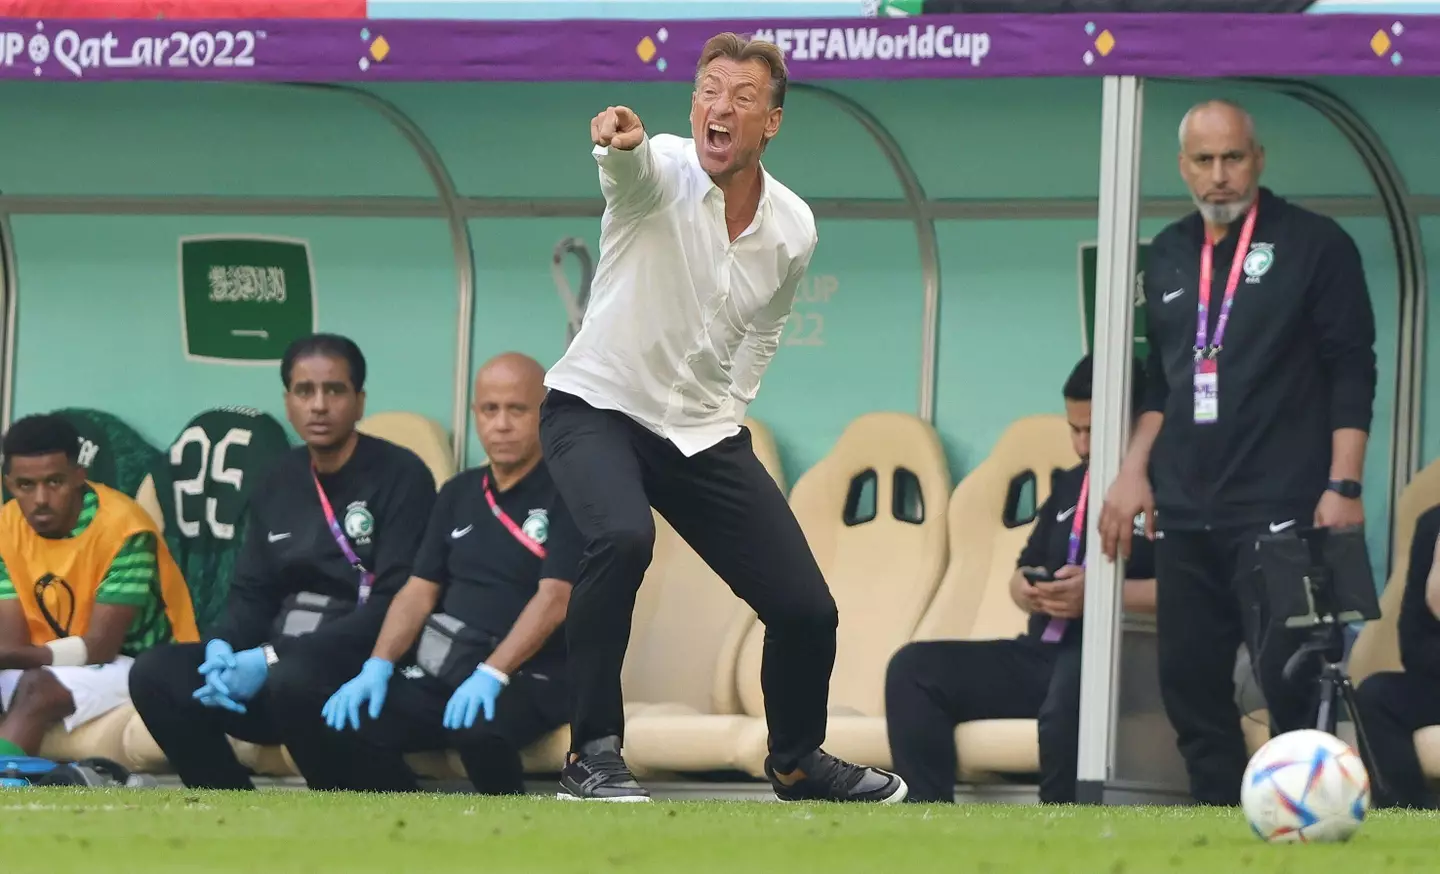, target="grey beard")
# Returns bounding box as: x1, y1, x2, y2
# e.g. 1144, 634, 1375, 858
1193, 193, 1254, 226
